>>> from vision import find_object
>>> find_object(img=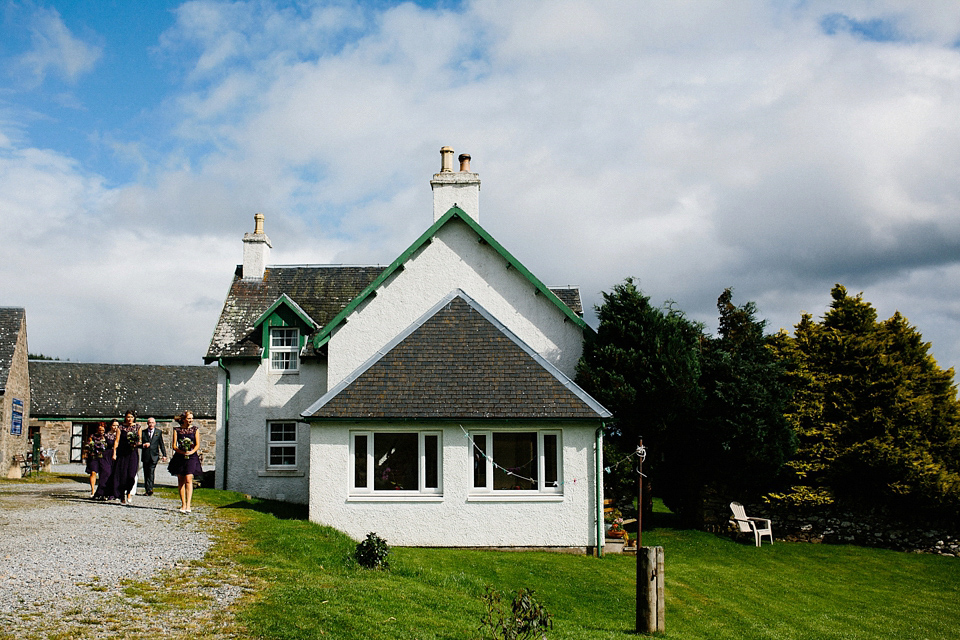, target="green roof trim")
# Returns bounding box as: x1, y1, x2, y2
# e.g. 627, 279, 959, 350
254, 294, 319, 331
311, 207, 588, 350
